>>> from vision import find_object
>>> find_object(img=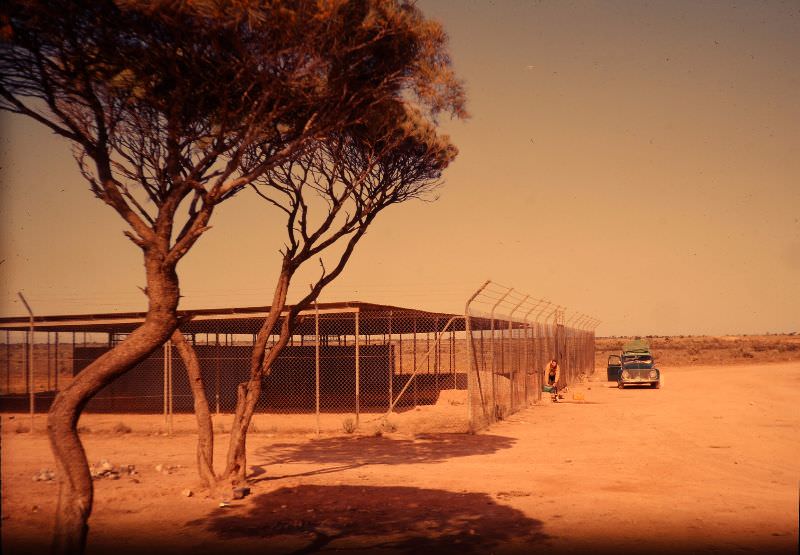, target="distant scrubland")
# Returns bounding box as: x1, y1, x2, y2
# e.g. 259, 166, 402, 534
595, 334, 800, 370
